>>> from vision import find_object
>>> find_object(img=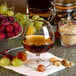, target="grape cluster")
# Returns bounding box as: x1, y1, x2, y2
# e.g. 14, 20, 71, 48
0, 52, 27, 67
15, 13, 29, 26
0, 14, 22, 39
26, 15, 44, 35
14, 13, 44, 35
